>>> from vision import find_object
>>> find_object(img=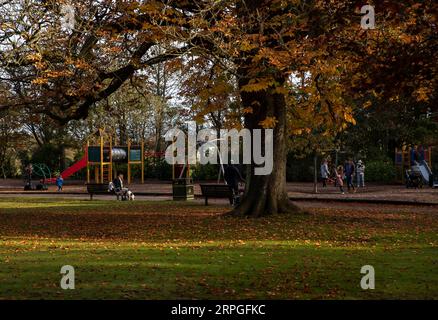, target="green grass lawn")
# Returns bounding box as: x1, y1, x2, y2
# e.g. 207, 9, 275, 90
0, 197, 437, 299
